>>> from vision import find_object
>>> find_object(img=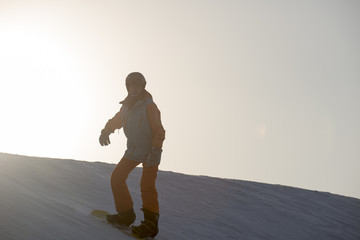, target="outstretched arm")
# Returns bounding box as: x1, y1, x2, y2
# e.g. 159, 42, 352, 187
104, 109, 123, 133
99, 108, 124, 146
